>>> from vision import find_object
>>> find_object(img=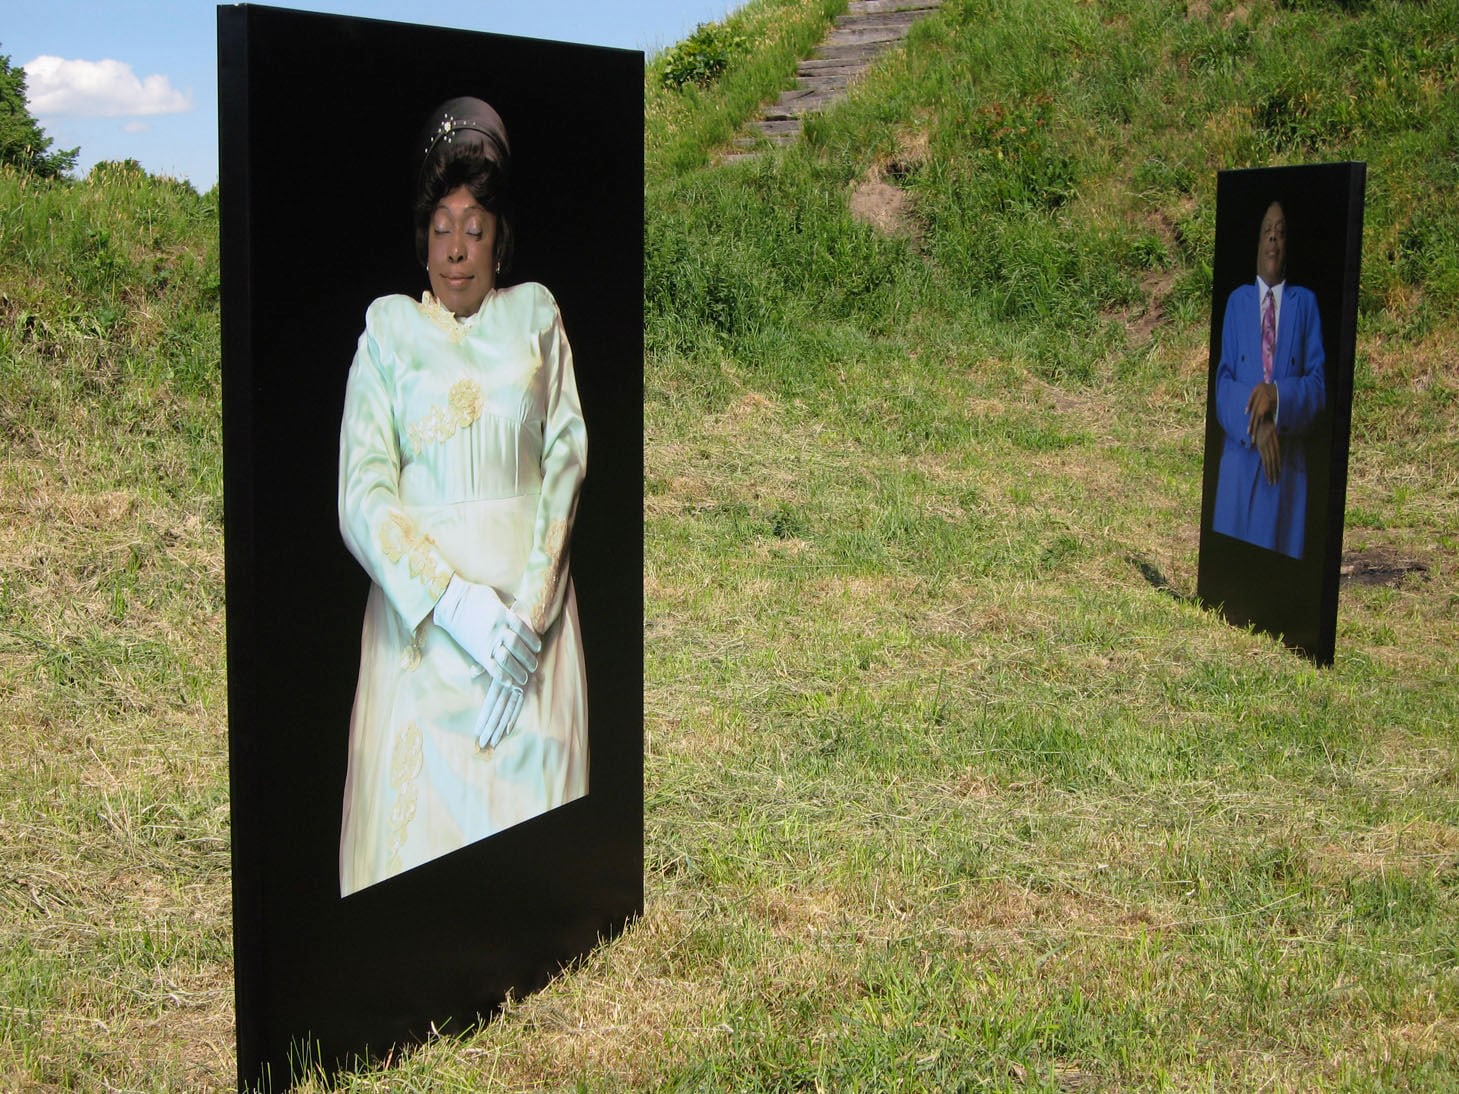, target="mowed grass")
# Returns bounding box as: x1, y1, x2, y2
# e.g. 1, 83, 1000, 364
4, 0, 1459, 1088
